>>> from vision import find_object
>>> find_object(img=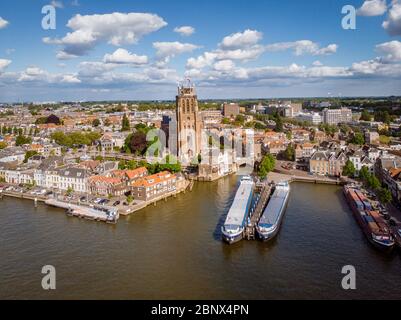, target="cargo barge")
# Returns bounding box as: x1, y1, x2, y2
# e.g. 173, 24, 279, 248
343, 185, 394, 251
221, 176, 255, 244
256, 181, 290, 241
